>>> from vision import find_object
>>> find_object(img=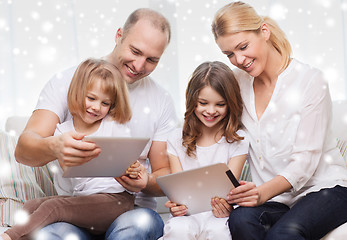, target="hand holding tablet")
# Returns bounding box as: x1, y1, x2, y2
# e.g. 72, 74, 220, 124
156, 163, 240, 215
63, 136, 149, 178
